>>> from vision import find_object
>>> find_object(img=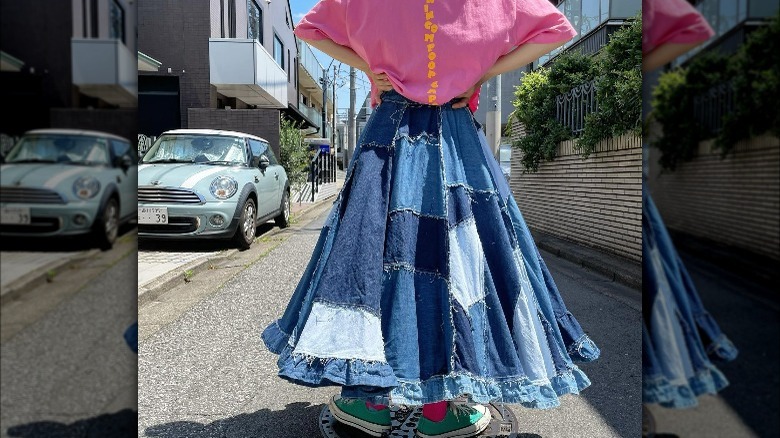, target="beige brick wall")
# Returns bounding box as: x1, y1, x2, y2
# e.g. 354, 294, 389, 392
646, 134, 780, 261
509, 134, 643, 261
